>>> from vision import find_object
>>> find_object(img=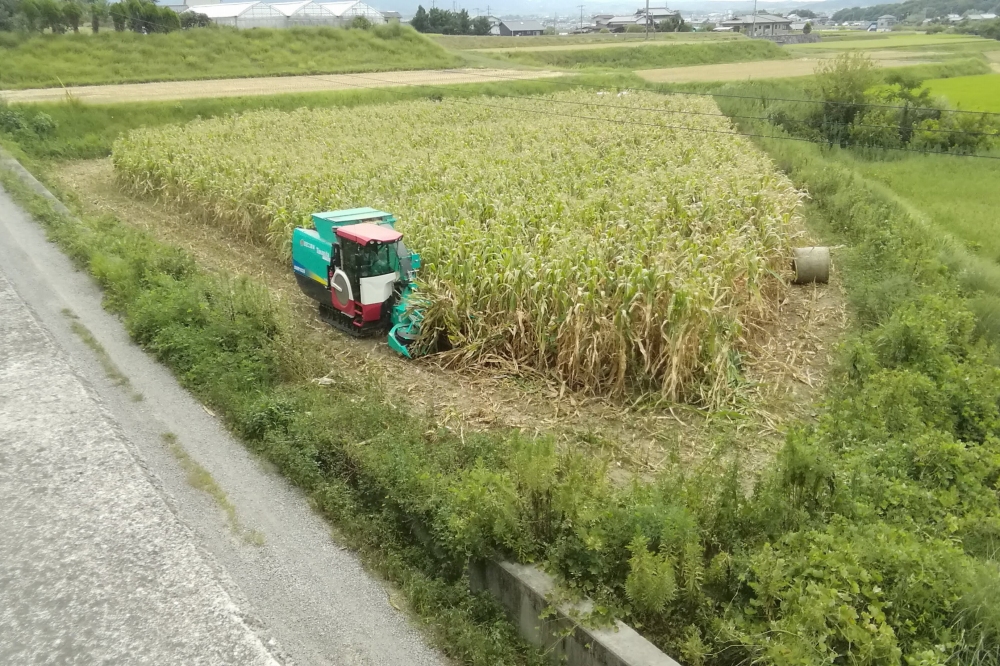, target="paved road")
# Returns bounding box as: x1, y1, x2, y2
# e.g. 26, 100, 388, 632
0, 68, 559, 104
0, 175, 449, 665
0, 271, 280, 665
